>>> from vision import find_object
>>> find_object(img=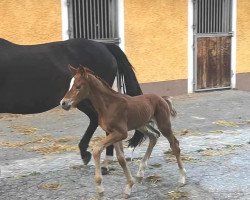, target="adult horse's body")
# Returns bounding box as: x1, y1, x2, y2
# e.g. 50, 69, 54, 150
0, 38, 149, 164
